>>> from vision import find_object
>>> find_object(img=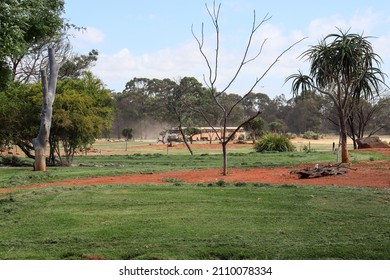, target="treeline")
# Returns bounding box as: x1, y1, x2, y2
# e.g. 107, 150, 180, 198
1, 73, 389, 166
111, 77, 390, 143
